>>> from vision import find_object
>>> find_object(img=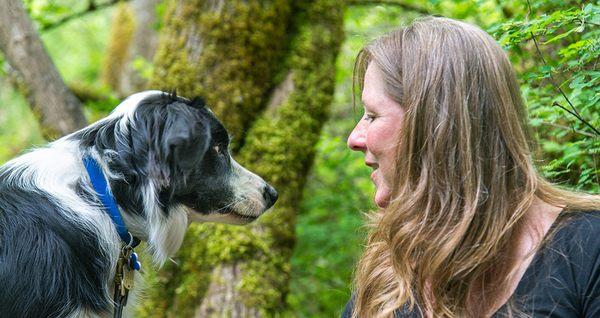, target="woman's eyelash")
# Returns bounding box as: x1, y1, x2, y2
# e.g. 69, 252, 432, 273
363, 113, 376, 122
